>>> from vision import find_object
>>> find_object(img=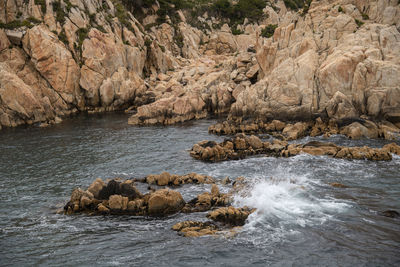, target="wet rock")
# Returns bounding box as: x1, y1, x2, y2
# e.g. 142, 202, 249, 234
329, 182, 348, 188
65, 178, 185, 217
88, 178, 105, 199
145, 172, 215, 186
207, 206, 255, 226
192, 134, 395, 162
379, 210, 399, 218
172, 221, 219, 237
108, 195, 129, 211
97, 180, 141, 200
282, 122, 312, 140
148, 189, 185, 216
382, 143, 400, 156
